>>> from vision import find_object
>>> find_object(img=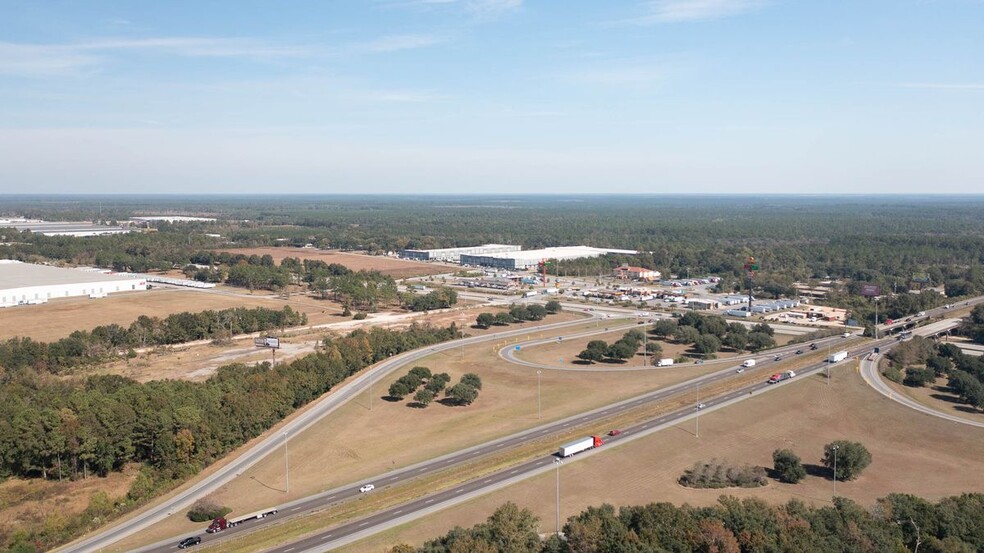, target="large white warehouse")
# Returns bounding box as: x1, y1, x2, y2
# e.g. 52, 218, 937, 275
0, 260, 148, 307
399, 244, 522, 262
460, 246, 638, 270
